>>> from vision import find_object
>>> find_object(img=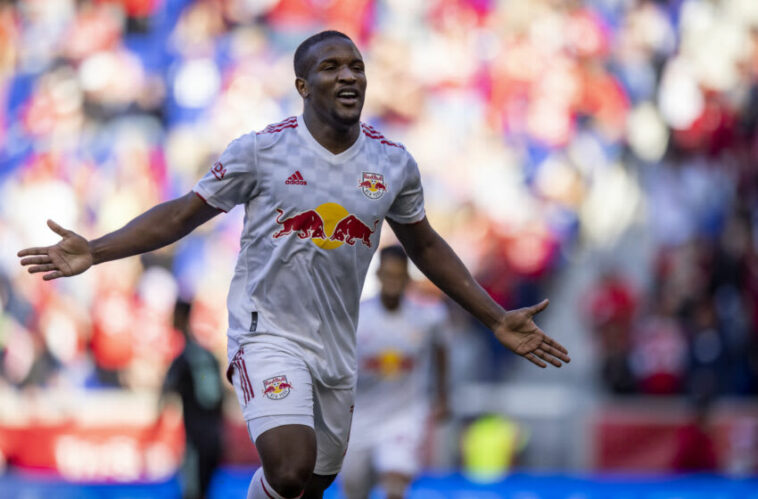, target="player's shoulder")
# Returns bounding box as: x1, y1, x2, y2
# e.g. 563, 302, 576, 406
254, 116, 299, 149
360, 122, 412, 163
